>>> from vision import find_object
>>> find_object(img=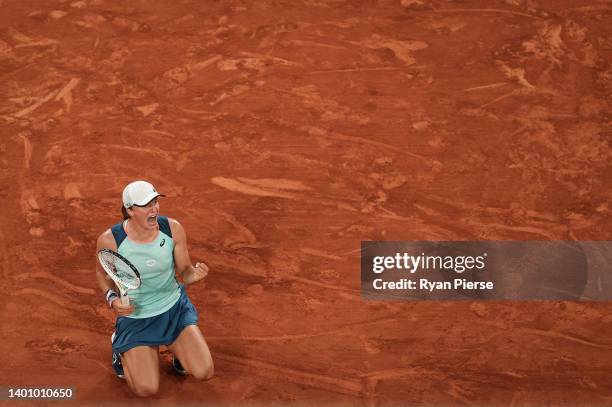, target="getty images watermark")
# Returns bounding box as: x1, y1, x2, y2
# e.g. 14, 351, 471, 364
361, 241, 612, 301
